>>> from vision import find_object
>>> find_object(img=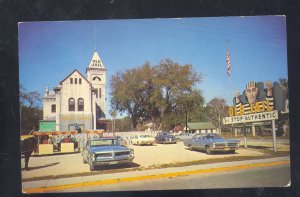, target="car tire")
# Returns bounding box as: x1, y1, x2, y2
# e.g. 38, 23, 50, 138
229, 150, 235, 154
188, 145, 193, 151
89, 157, 95, 171
90, 163, 95, 171
205, 146, 212, 154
